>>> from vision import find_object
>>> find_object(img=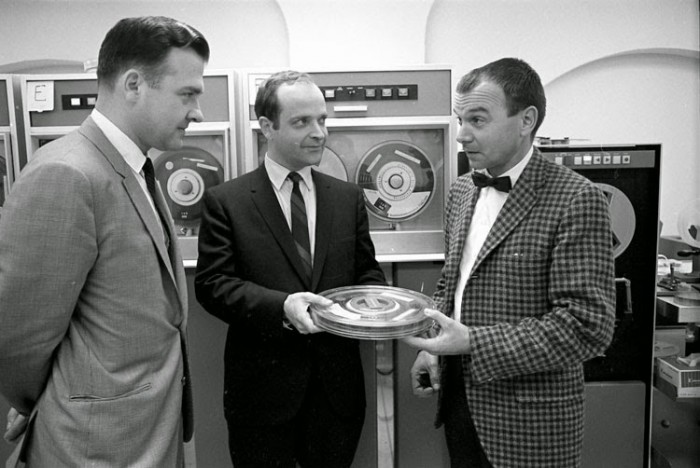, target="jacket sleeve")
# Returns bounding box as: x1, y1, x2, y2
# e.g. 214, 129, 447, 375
0, 161, 96, 414
194, 188, 288, 336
